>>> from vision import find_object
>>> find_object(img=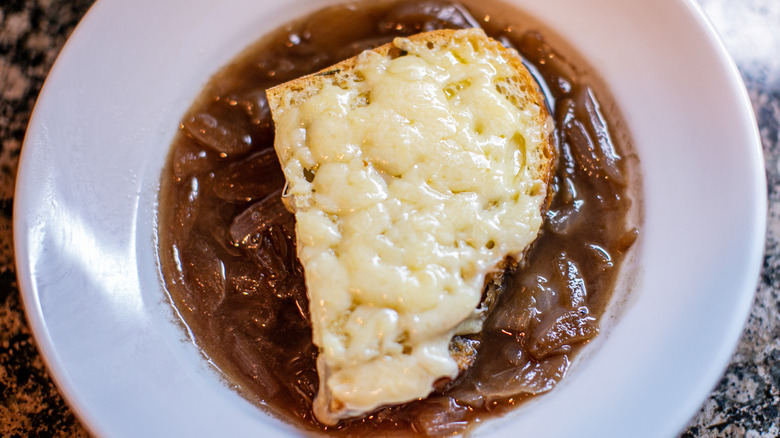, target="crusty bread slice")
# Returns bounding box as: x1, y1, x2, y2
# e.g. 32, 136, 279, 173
267, 28, 555, 425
